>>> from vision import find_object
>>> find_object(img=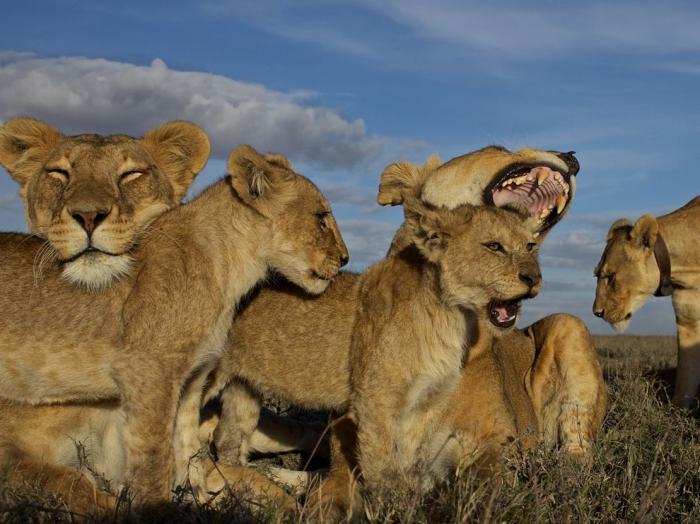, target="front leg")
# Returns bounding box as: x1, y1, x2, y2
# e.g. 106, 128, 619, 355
525, 314, 607, 455
213, 379, 262, 466
353, 393, 402, 494
118, 366, 179, 503
672, 290, 700, 408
